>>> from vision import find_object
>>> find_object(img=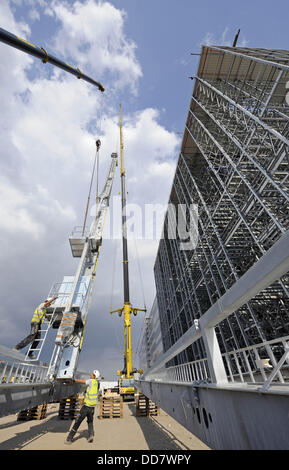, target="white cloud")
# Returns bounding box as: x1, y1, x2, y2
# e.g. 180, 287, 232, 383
11, 76, 100, 168
0, 177, 76, 240
148, 161, 175, 179
99, 108, 179, 202
0, 2, 32, 94
2, 1, 31, 36
28, 8, 40, 21
0, 180, 43, 238
45, 0, 142, 94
